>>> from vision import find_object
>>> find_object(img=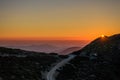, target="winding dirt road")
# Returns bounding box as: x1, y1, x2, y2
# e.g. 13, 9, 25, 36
47, 55, 76, 80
